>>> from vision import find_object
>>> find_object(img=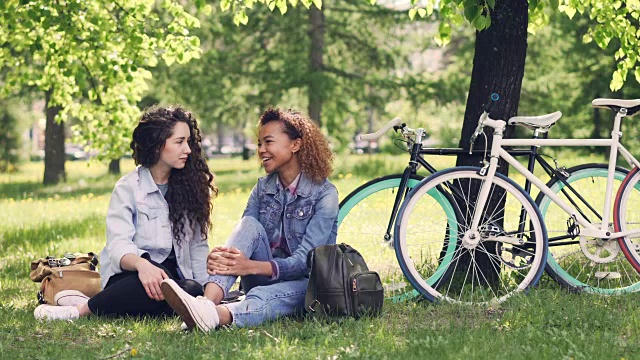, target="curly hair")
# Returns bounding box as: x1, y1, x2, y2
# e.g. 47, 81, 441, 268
131, 106, 217, 244
258, 108, 333, 183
